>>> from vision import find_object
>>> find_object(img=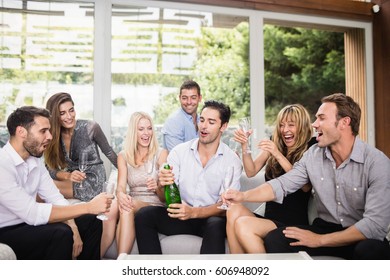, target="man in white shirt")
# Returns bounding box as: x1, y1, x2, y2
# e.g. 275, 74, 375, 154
161, 80, 202, 151
135, 100, 242, 254
0, 106, 113, 259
